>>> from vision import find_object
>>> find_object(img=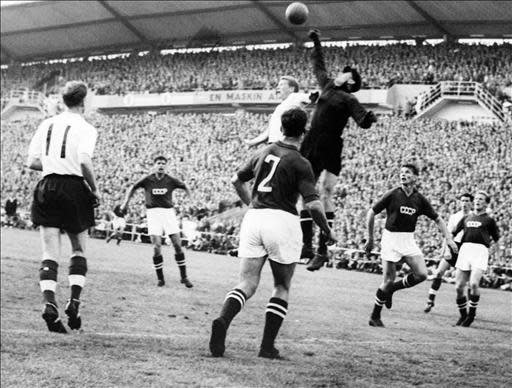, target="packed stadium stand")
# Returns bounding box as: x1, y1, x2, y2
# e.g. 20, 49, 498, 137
1, 1, 511, 289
